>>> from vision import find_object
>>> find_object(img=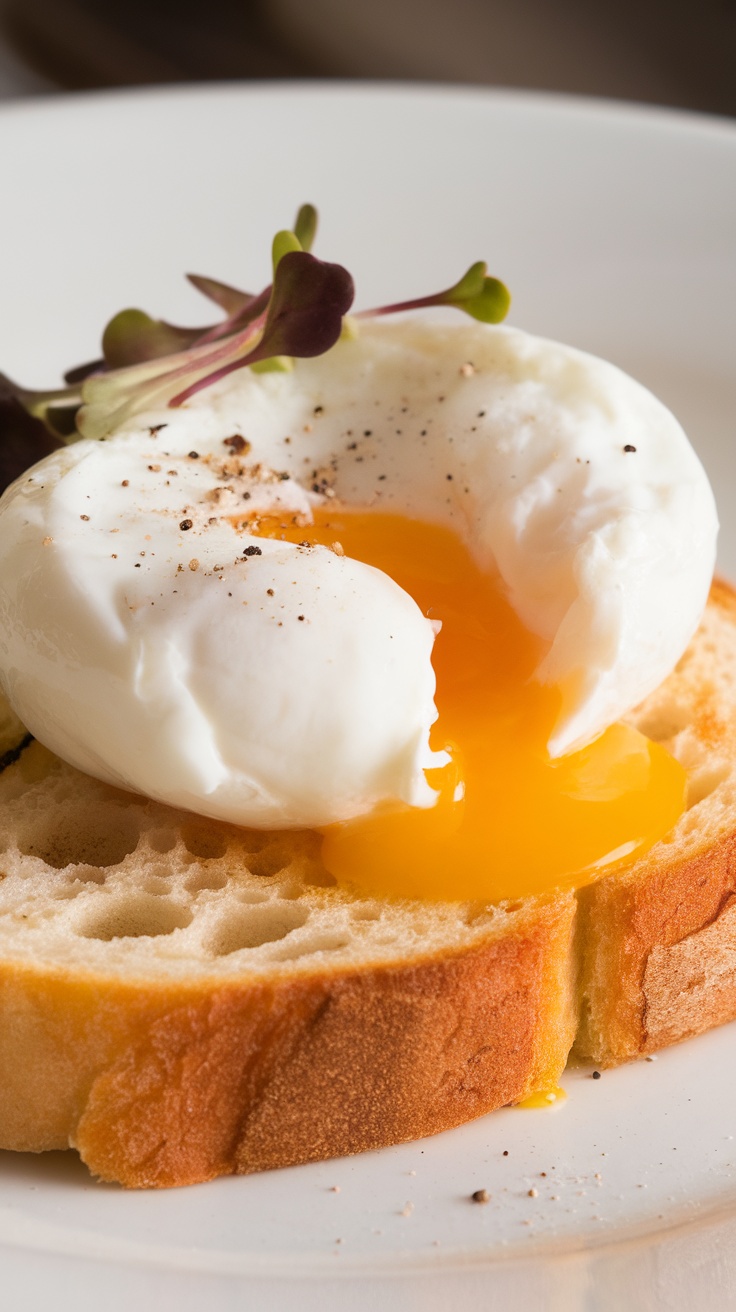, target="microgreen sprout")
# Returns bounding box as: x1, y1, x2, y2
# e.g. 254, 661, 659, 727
356, 261, 510, 324
0, 205, 510, 480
